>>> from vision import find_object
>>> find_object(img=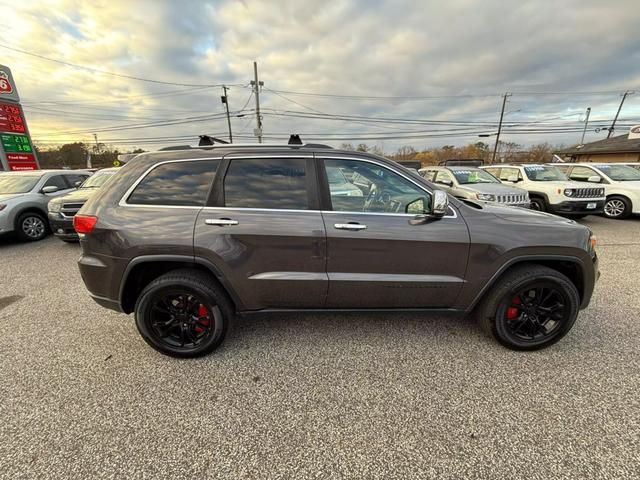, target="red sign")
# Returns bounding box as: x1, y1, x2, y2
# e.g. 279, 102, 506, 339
0, 102, 27, 134
6, 152, 38, 170
0, 71, 12, 94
